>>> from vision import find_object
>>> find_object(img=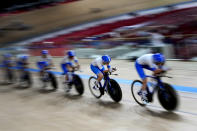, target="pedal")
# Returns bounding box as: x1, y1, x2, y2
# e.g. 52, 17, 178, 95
138, 91, 142, 96
140, 94, 149, 104
93, 86, 97, 89
141, 98, 149, 104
